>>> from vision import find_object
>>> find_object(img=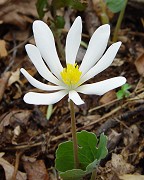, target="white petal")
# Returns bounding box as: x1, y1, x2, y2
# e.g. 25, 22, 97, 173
65, 16, 82, 65
77, 77, 126, 95
69, 90, 84, 105
23, 90, 67, 105
79, 24, 110, 75
33, 20, 63, 78
20, 68, 64, 91
80, 42, 121, 84
25, 44, 61, 85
